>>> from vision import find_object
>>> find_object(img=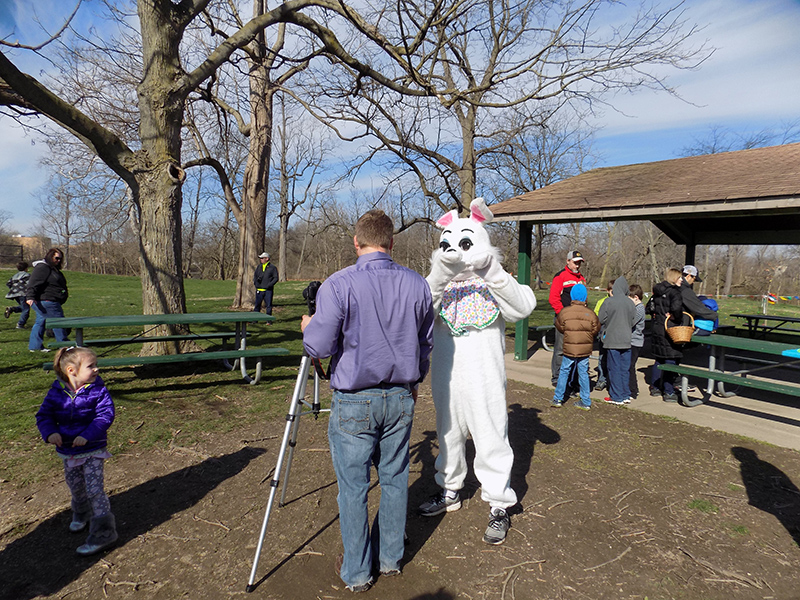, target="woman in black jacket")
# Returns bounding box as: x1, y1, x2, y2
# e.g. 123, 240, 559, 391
26, 248, 69, 352
649, 268, 684, 402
